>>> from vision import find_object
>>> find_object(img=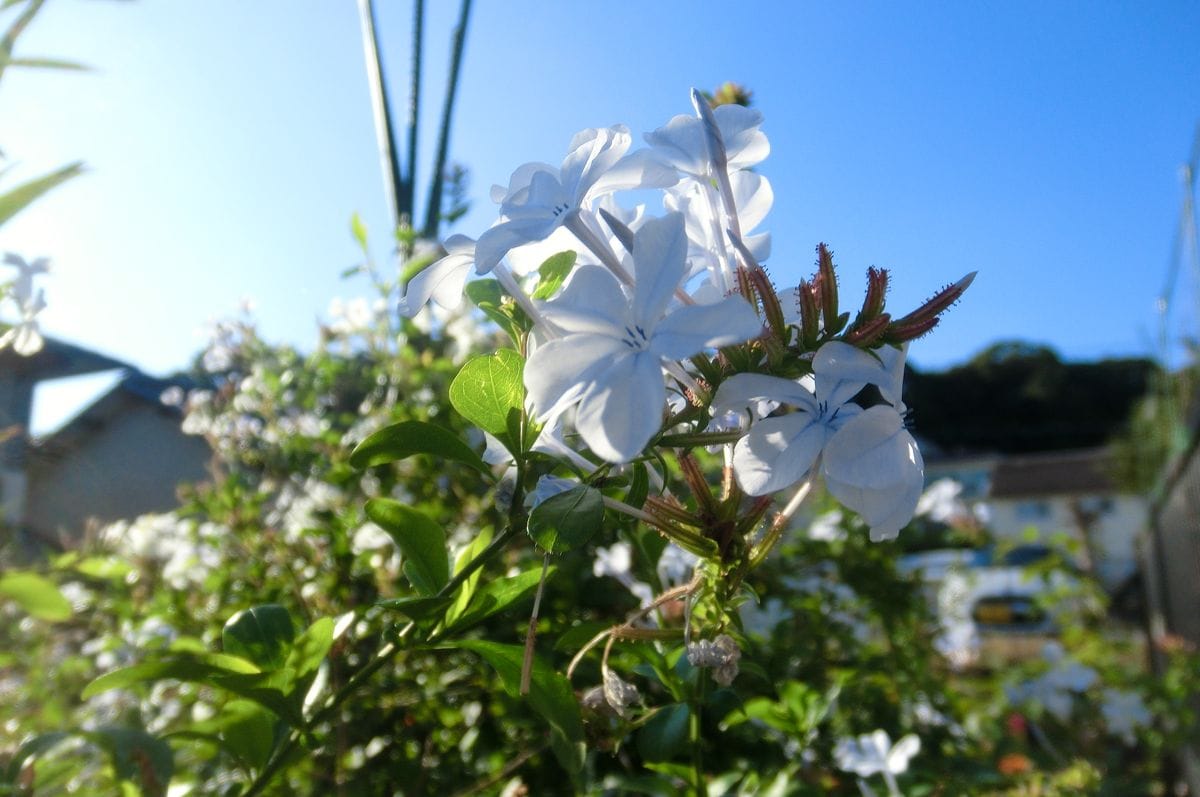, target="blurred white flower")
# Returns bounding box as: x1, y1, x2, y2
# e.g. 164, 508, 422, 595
834, 729, 920, 797
1005, 642, 1098, 721
1101, 688, 1152, 746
